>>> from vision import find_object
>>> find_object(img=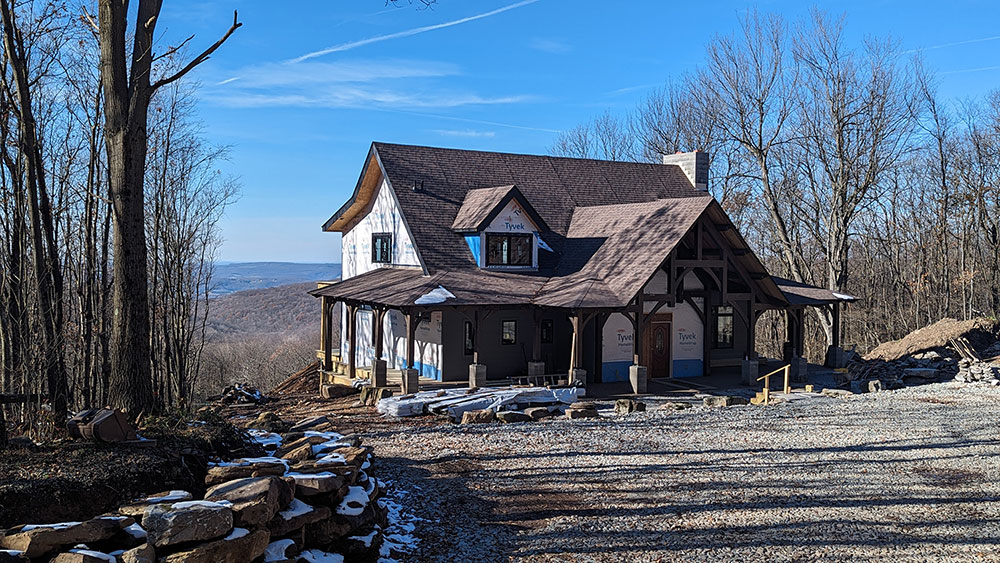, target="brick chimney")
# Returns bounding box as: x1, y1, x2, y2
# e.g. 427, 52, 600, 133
663, 151, 709, 191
